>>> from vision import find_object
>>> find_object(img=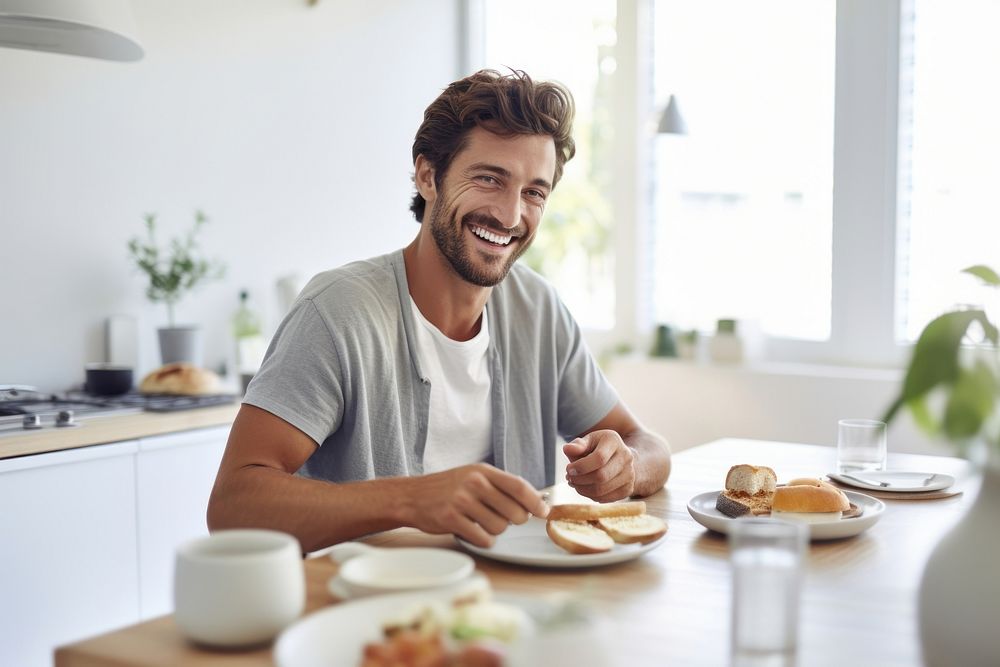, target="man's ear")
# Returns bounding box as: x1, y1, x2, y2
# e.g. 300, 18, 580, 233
414, 155, 436, 201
